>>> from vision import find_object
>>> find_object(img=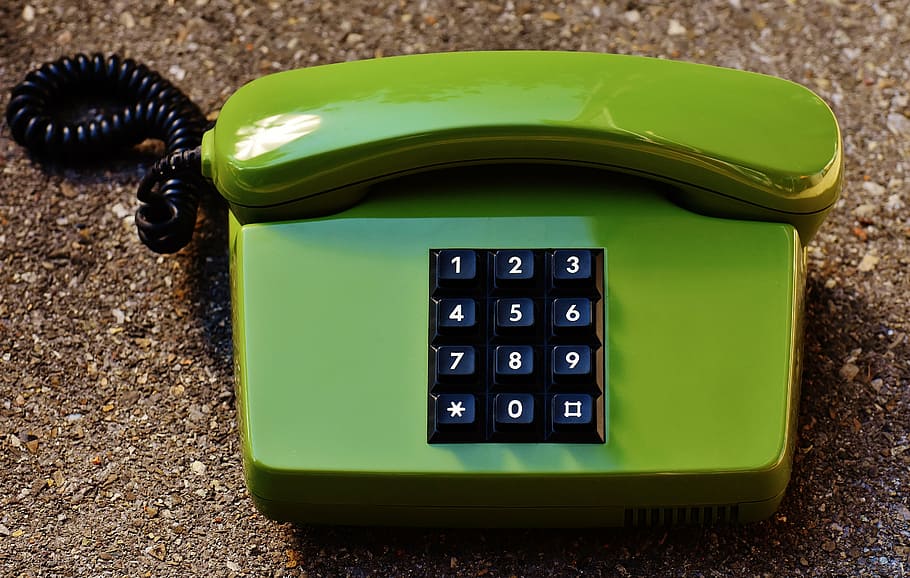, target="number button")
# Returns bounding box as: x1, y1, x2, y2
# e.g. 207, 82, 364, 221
436, 299, 476, 332
436, 250, 477, 285
552, 298, 593, 334
494, 345, 534, 380
435, 394, 477, 428
551, 346, 592, 382
435, 346, 476, 381
552, 250, 593, 286
493, 393, 536, 427
495, 298, 535, 332
494, 250, 535, 284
